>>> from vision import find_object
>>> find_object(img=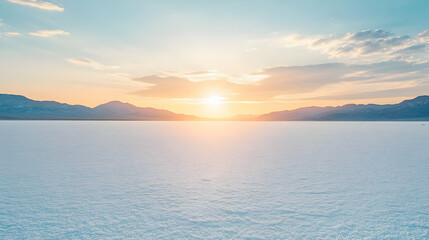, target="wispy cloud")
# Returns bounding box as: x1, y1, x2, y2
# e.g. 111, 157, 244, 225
28, 30, 69, 37
417, 30, 429, 43
267, 29, 429, 63
132, 60, 429, 103
0, 19, 21, 38
65, 58, 119, 71
5, 32, 21, 36
7, 0, 63, 11
0, 19, 7, 29
0, 32, 21, 37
